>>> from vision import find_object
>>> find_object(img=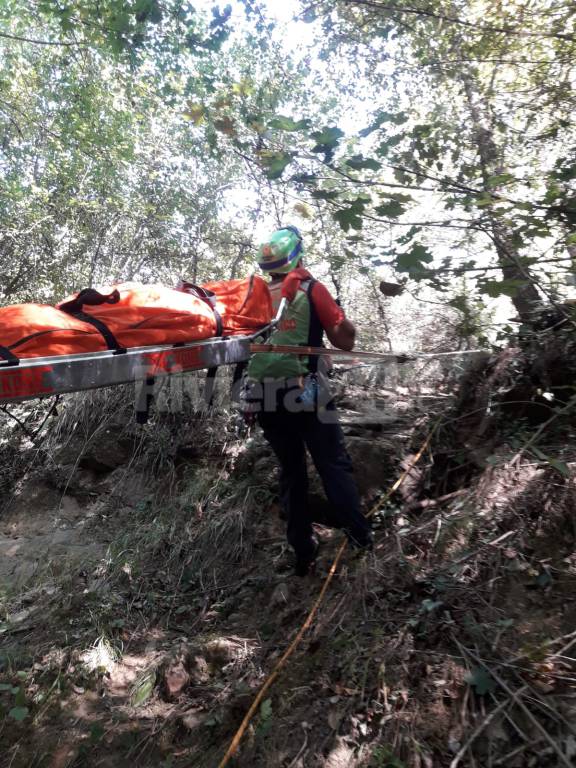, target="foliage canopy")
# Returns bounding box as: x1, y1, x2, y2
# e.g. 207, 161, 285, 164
0, 0, 575, 325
